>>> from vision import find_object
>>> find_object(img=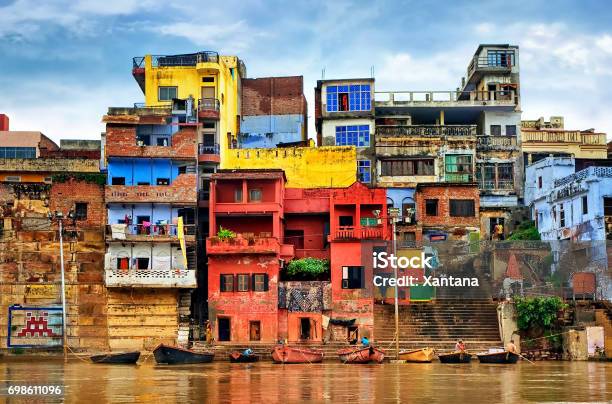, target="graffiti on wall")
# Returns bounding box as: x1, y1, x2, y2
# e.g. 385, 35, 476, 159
7, 306, 63, 347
